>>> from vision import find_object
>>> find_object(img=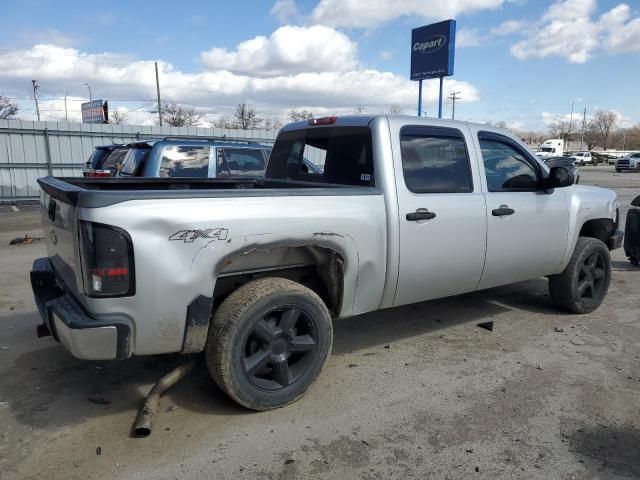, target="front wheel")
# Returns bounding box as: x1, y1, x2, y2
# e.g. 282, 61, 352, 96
205, 277, 333, 411
549, 237, 611, 314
